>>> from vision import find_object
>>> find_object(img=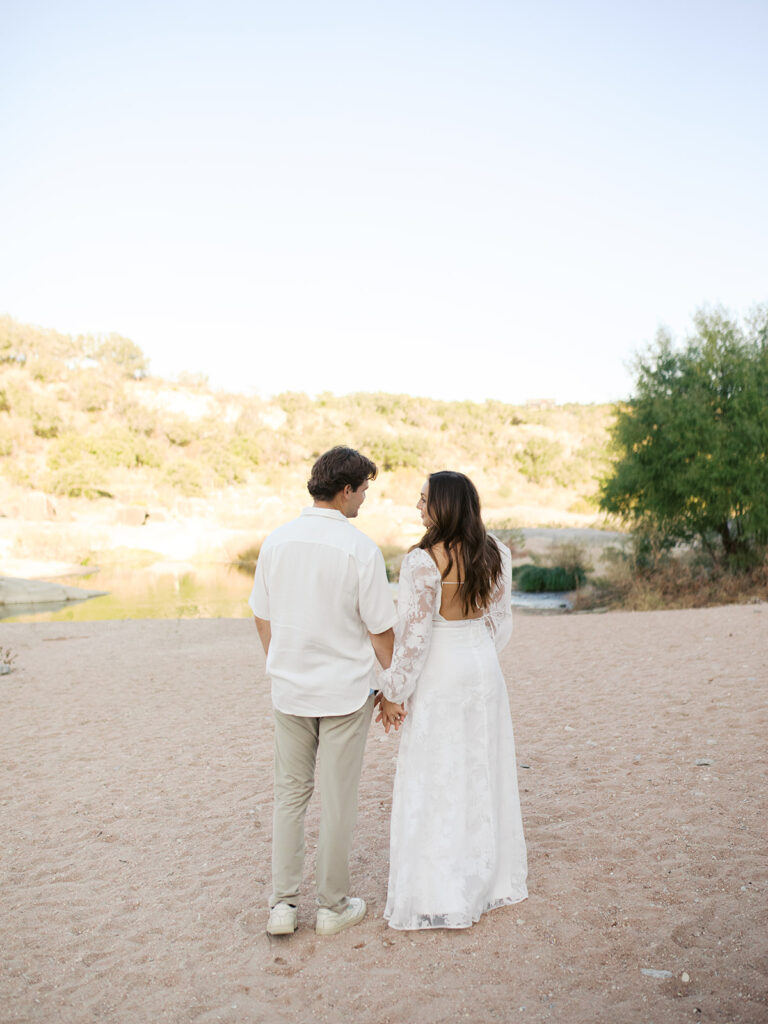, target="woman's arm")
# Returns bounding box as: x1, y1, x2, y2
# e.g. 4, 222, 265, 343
483, 537, 513, 653
380, 550, 440, 705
